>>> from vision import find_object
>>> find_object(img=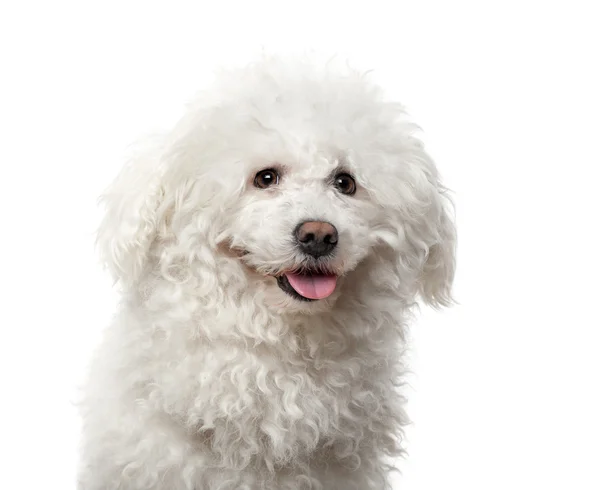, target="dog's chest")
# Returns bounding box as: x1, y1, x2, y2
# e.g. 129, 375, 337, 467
155, 336, 392, 468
